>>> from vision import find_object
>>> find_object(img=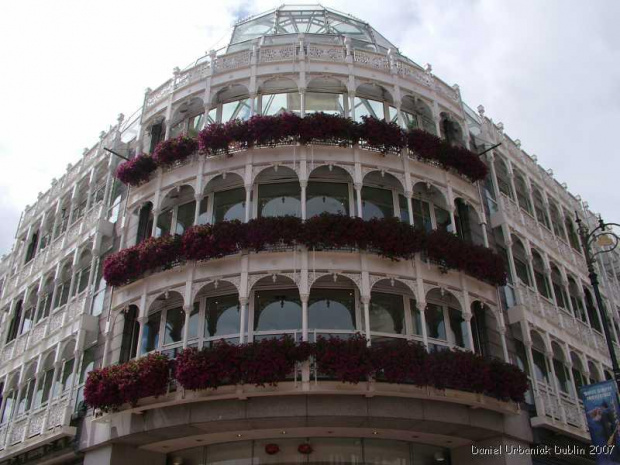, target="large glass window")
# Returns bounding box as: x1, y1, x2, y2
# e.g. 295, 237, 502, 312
305, 92, 344, 115
164, 307, 185, 346
254, 289, 301, 333
307, 182, 349, 217
175, 202, 196, 235
308, 289, 356, 332
262, 93, 300, 115
142, 311, 161, 353
412, 198, 432, 232
213, 188, 246, 223
258, 183, 301, 218
369, 292, 405, 335
16, 380, 35, 416
222, 99, 251, 122
156, 209, 173, 237
448, 308, 468, 349
398, 195, 410, 223
425, 303, 446, 341
205, 294, 240, 338
188, 303, 200, 340
362, 187, 394, 220
354, 97, 384, 122
1, 391, 14, 424
34, 368, 55, 408
434, 206, 451, 232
